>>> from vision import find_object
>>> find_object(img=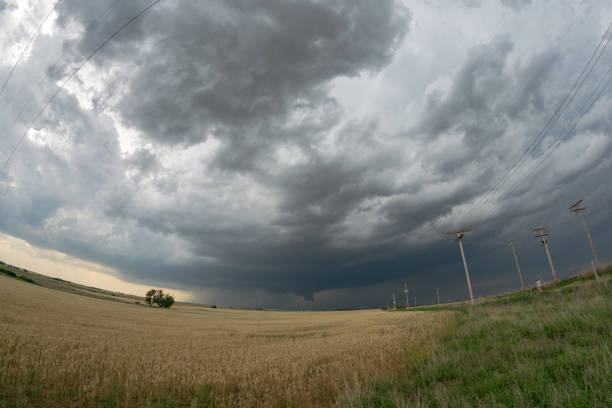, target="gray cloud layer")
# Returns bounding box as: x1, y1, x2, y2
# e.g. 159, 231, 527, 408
1, 0, 611, 308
